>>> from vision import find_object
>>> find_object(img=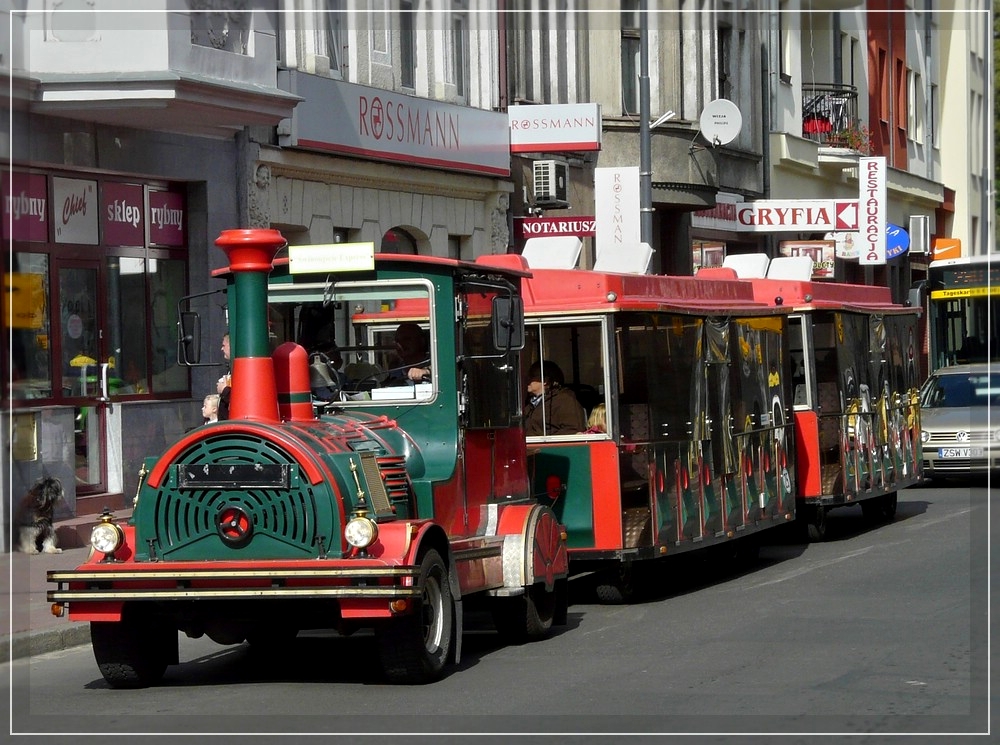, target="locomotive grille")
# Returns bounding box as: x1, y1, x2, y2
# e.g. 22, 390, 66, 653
376, 455, 413, 514
137, 434, 336, 561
